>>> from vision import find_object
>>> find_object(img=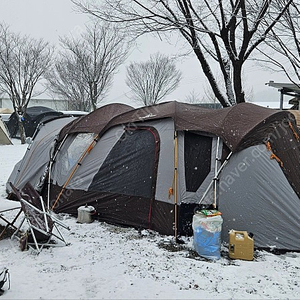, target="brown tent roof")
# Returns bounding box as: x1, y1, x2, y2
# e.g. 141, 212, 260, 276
60, 101, 296, 152
103, 101, 294, 152
58, 103, 134, 141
